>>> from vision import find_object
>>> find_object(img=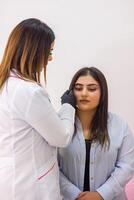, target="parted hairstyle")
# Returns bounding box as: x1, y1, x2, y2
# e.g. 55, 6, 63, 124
0, 18, 55, 89
69, 67, 110, 148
